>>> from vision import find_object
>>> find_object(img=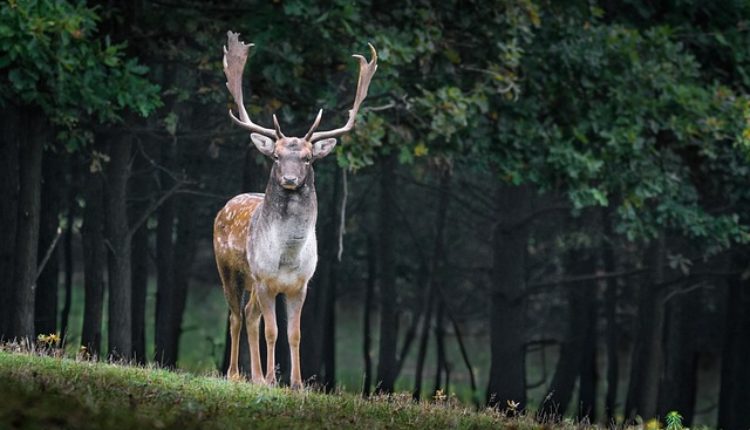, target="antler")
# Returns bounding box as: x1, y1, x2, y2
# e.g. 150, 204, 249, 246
308, 44, 378, 142
223, 31, 279, 138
